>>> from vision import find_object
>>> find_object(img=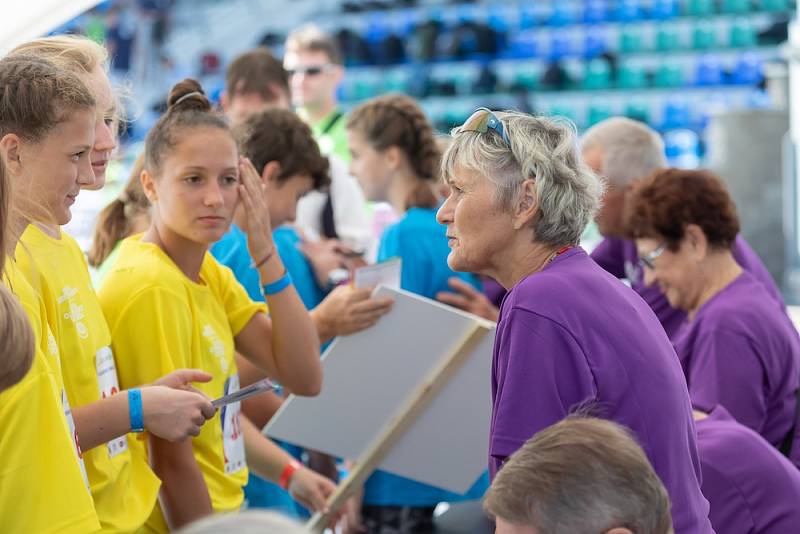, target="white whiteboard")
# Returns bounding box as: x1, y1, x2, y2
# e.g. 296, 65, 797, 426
266, 286, 495, 494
